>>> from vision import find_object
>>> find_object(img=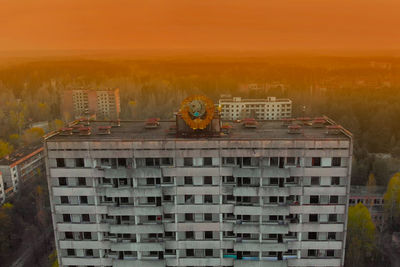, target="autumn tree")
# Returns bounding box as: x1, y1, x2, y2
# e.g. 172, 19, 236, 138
8, 101, 27, 135
8, 133, 20, 148
345, 203, 376, 267
0, 140, 13, 158
384, 172, 400, 230
49, 119, 64, 131
22, 127, 45, 145
366, 173, 376, 194
49, 250, 59, 267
